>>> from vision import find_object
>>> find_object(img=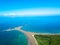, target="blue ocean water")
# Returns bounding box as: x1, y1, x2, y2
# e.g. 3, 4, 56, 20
22, 15, 60, 33
0, 30, 28, 45
0, 15, 60, 45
